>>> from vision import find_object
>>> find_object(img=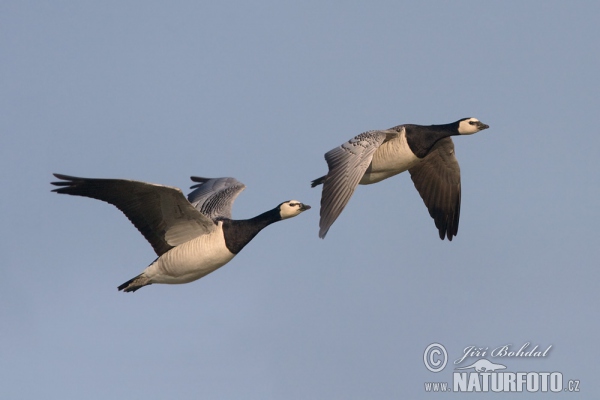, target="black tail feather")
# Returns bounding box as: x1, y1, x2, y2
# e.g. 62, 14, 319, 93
311, 176, 326, 188
117, 274, 151, 293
